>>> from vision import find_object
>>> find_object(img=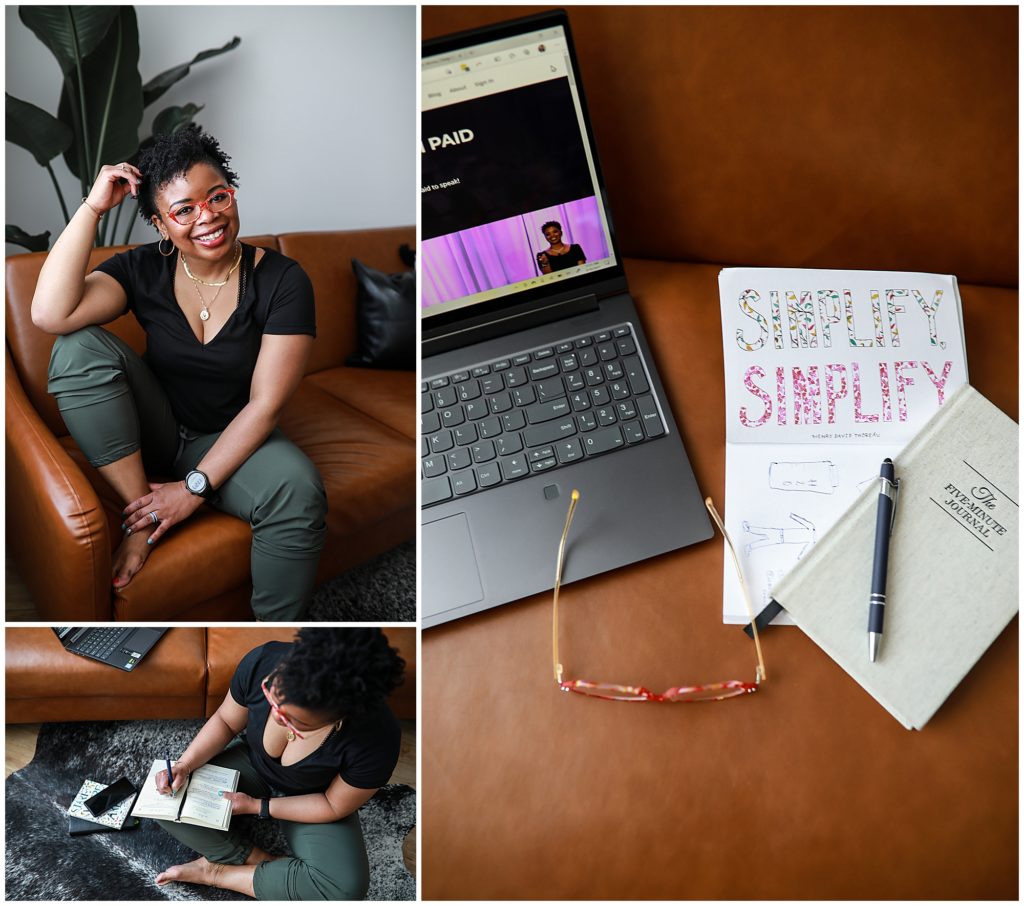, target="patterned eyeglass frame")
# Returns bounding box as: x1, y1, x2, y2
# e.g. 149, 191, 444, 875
552, 489, 767, 702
